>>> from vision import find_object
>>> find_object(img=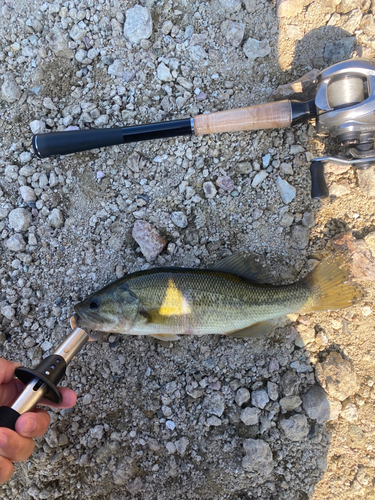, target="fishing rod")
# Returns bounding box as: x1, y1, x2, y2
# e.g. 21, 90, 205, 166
32, 58, 375, 199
